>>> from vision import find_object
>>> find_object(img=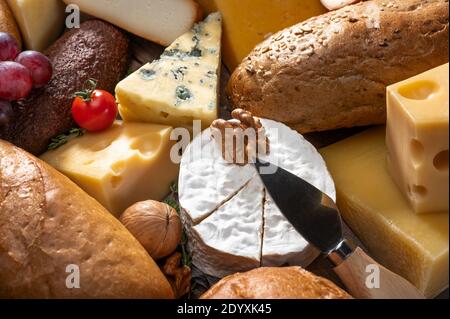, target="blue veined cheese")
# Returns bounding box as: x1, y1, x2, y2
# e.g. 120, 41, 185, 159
116, 12, 222, 129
